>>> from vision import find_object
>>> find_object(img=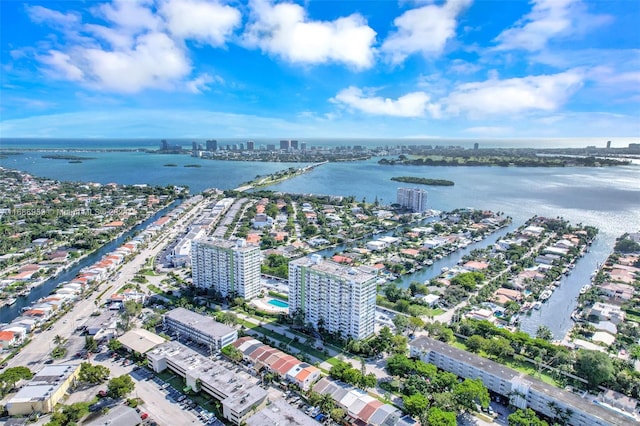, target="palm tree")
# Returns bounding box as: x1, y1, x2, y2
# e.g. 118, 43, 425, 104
53, 335, 64, 346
